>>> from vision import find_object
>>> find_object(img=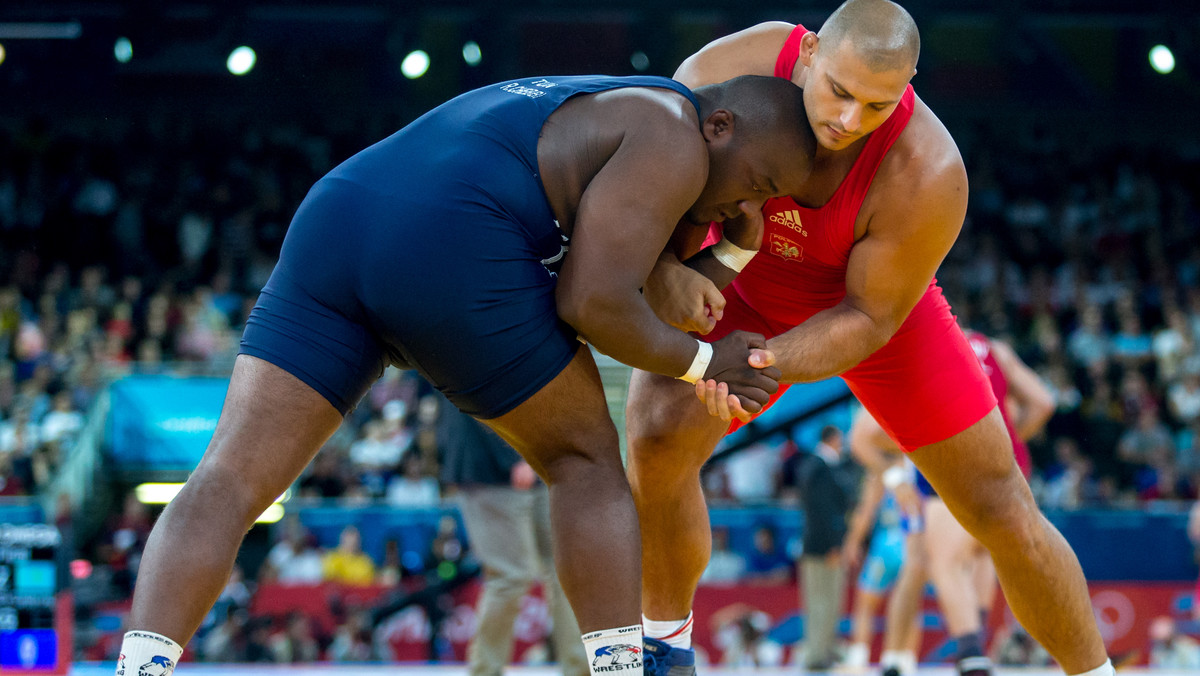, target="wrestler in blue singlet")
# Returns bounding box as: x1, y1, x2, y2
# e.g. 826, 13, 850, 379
240, 75, 700, 418
858, 491, 907, 594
